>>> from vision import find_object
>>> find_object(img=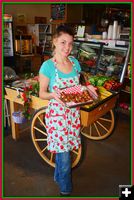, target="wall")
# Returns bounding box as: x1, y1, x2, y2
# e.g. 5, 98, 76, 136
66, 4, 83, 23
4, 4, 51, 24
4, 3, 83, 25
